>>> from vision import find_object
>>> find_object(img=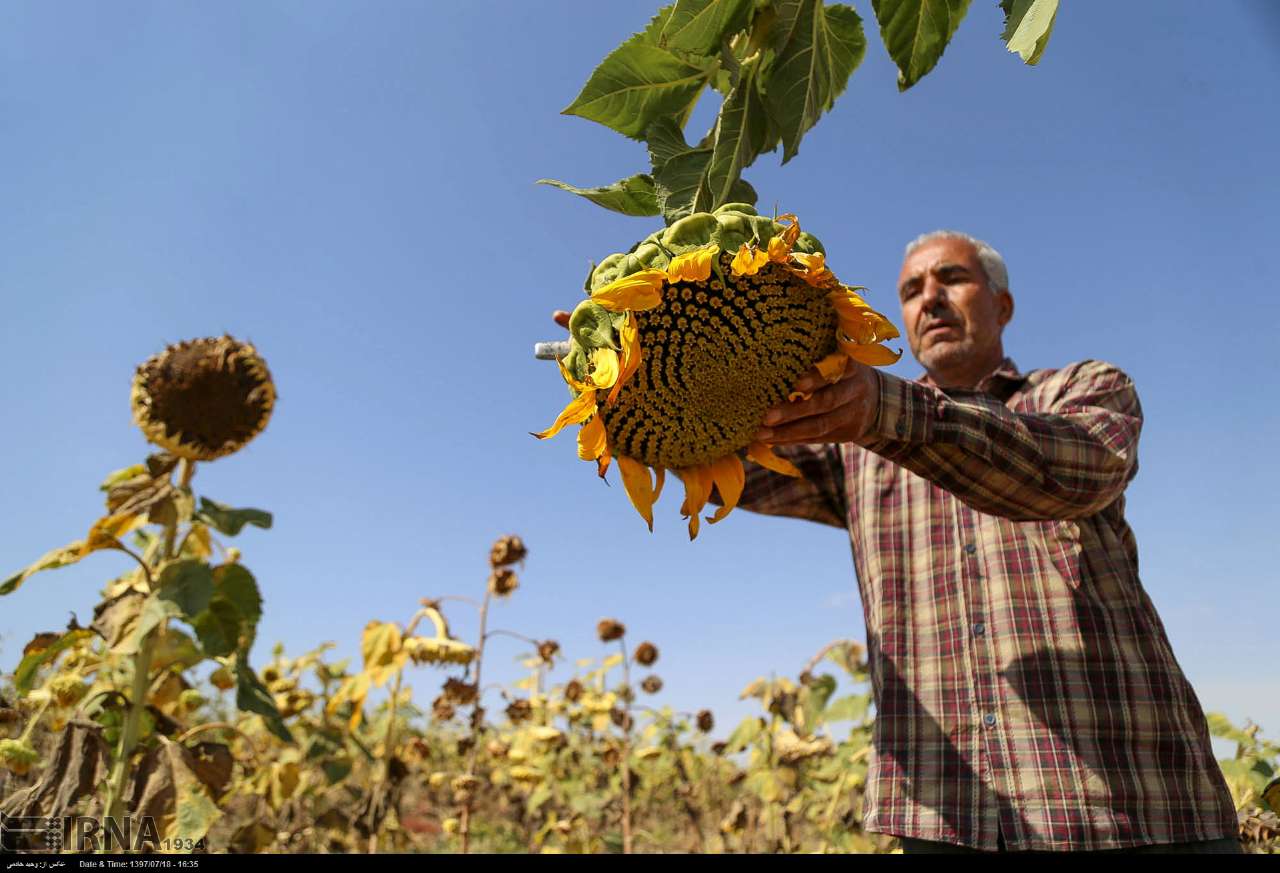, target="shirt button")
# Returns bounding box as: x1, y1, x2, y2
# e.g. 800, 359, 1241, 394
964, 543, 977, 555
983, 713, 997, 728
973, 621, 986, 637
